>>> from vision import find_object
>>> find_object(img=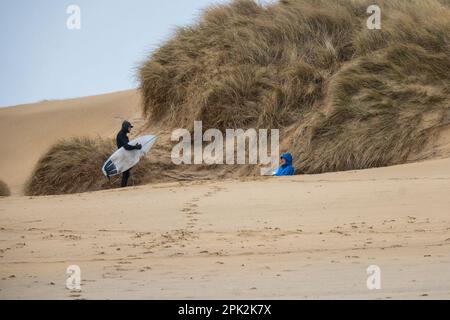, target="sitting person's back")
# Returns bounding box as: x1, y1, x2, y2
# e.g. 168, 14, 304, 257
275, 153, 295, 176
